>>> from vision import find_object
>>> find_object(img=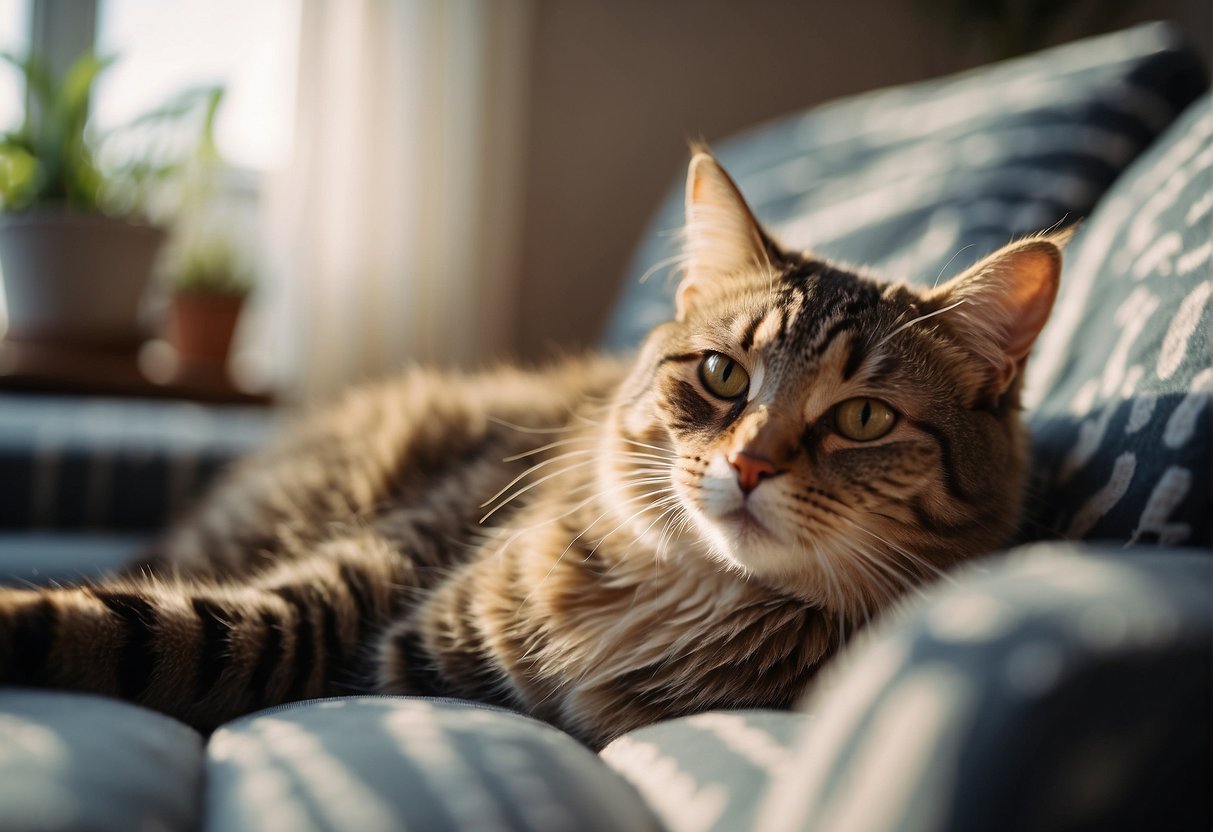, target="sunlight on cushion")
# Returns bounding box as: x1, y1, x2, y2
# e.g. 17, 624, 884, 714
926, 591, 1018, 643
